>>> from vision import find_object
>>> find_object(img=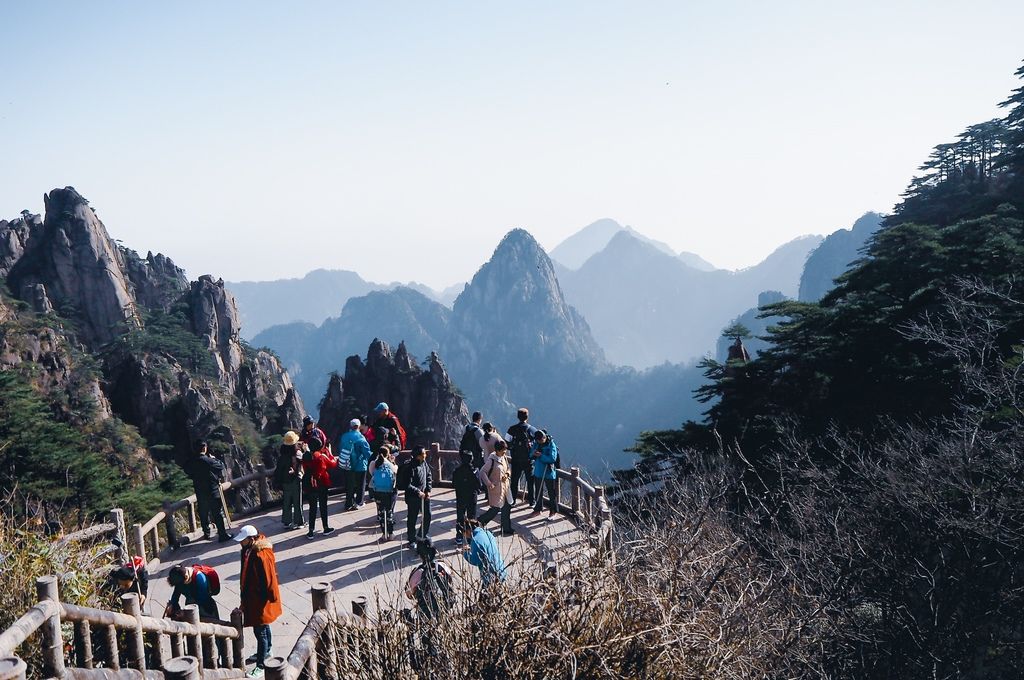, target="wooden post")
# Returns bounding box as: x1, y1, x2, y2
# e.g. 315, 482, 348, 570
120, 593, 146, 670
132, 523, 147, 563
201, 632, 216, 669
148, 527, 161, 560
170, 633, 184, 659
351, 596, 368, 619
257, 464, 271, 507
230, 608, 244, 670
570, 467, 581, 515
186, 500, 198, 533
164, 655, 201, 680
183, 605, 203, 669
110, 508, 129, 564
0, 657, 27, 680
104, 624, 120, 670
312, 583, 338, 680
147, 630, 164, 670
264, 656, 287, 680
73, 619, 94, 668
35, 576, 65, 679
429, 443, 442, 482
163, 501, 180, 550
